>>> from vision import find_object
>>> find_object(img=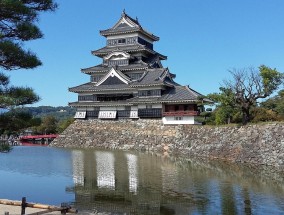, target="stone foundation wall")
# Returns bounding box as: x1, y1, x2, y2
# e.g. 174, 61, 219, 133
51, 119, 284, 168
